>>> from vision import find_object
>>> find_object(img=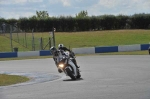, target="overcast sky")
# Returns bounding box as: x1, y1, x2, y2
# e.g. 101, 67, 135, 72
0, 0, 150, 19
